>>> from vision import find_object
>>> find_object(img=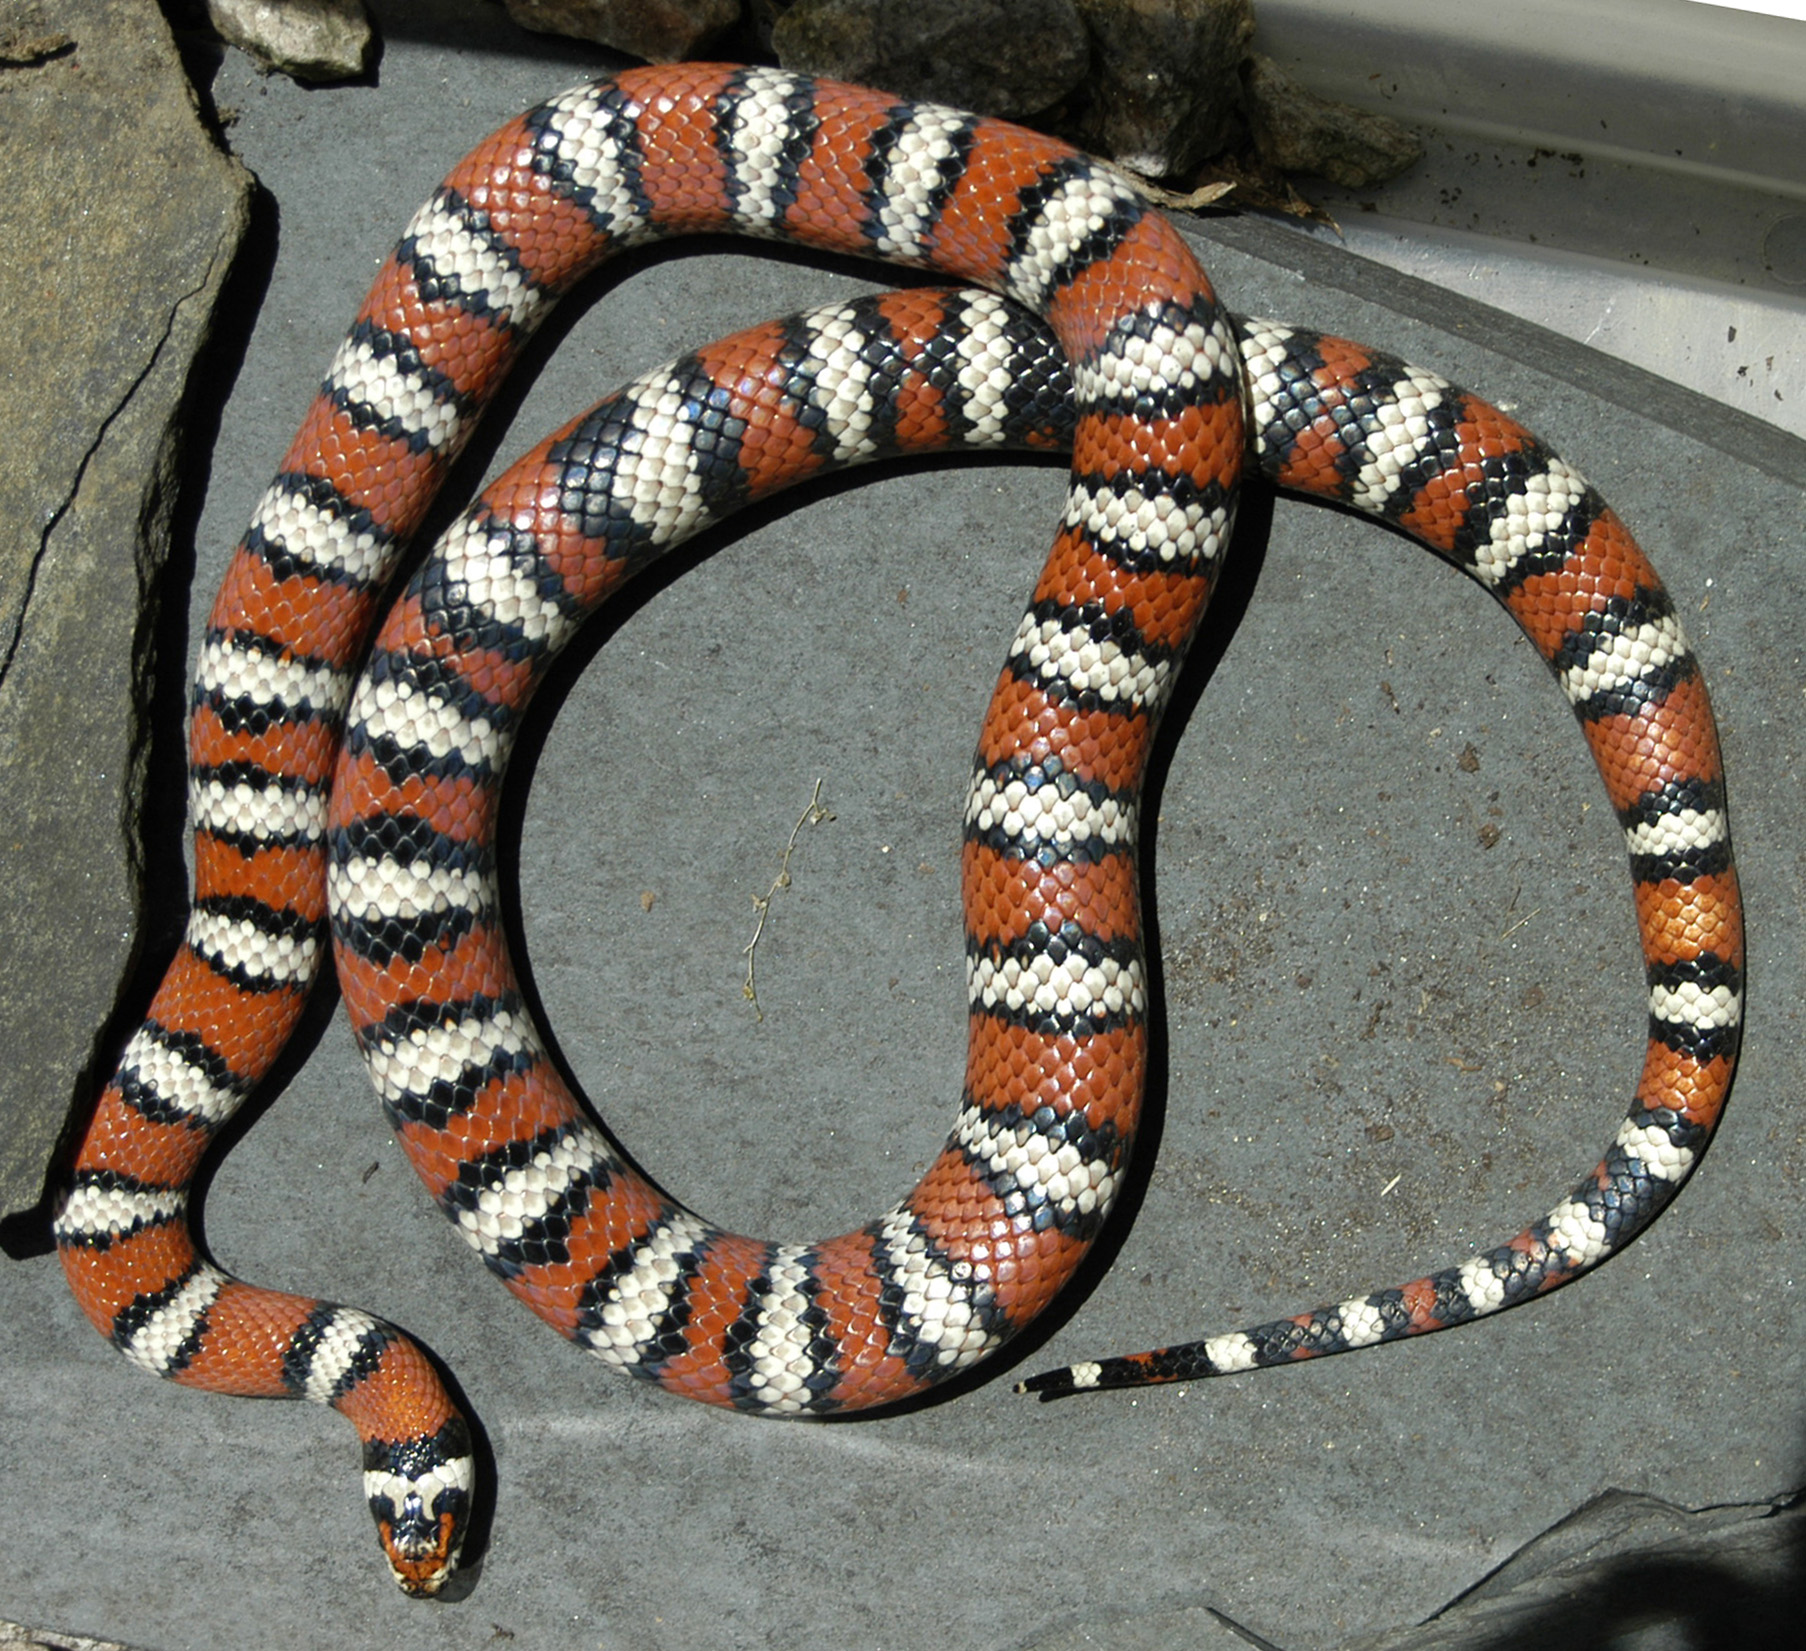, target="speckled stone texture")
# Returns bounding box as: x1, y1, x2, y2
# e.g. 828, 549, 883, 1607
0, 0, 251, 1220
